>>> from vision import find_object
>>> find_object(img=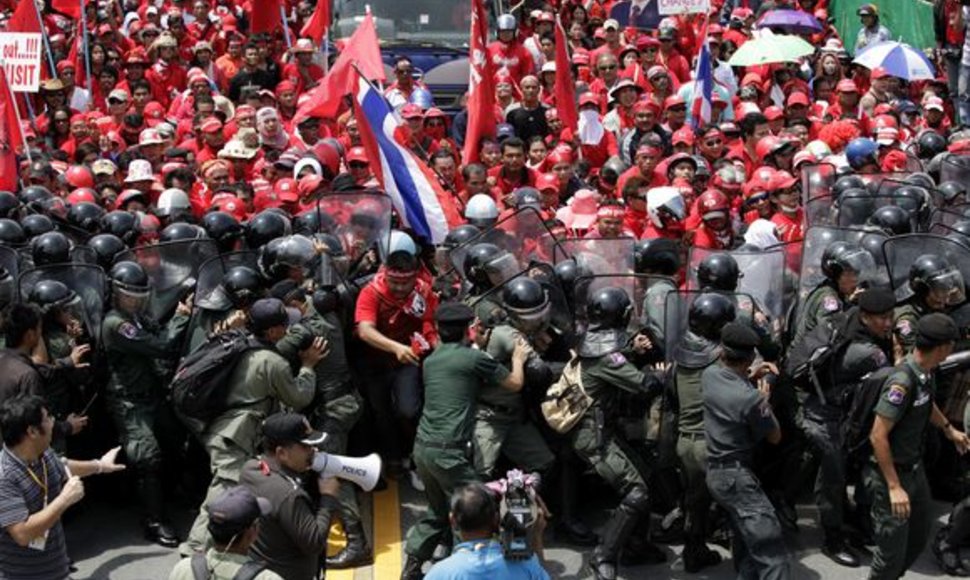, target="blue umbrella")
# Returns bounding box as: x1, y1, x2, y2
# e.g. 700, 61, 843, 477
757, 9, 823, 35
853, 41, 936, 81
